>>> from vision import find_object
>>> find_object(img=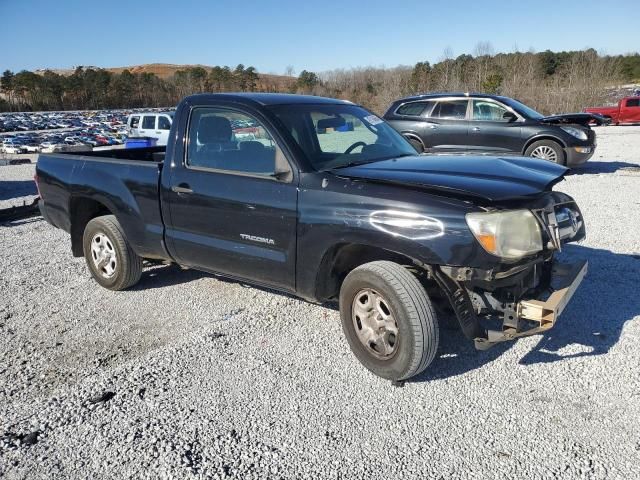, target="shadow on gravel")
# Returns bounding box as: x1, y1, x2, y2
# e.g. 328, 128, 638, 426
519, 244, 640, 366
131, 263, 210, 290
411, 325, 513, 383
569, 161, 640, 175
133, 263, 302, 301
0, 180, 37, 200
412, 244, 640, 382
126, 245, 639, 380
0, 216, 41, 227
